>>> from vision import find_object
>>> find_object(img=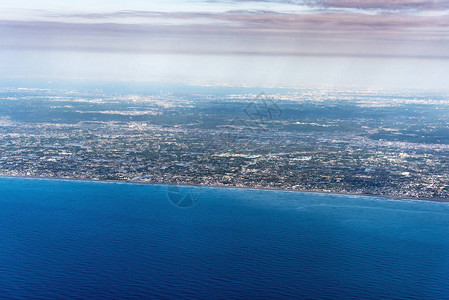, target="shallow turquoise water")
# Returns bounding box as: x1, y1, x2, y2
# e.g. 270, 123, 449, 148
1, 177, 449, 299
